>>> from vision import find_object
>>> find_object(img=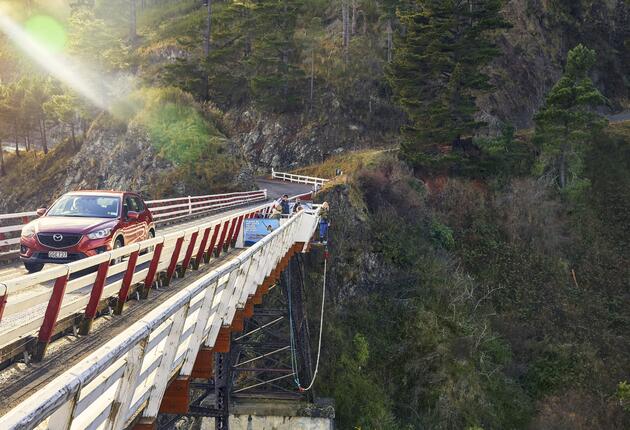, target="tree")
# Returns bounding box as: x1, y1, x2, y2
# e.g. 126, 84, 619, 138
24, 77, 53, 154
387, 0, 509, 167
130, 0, 138, 46
44, 93, 80, 148
533, 44, 607, 190
248, 0, 305, 112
